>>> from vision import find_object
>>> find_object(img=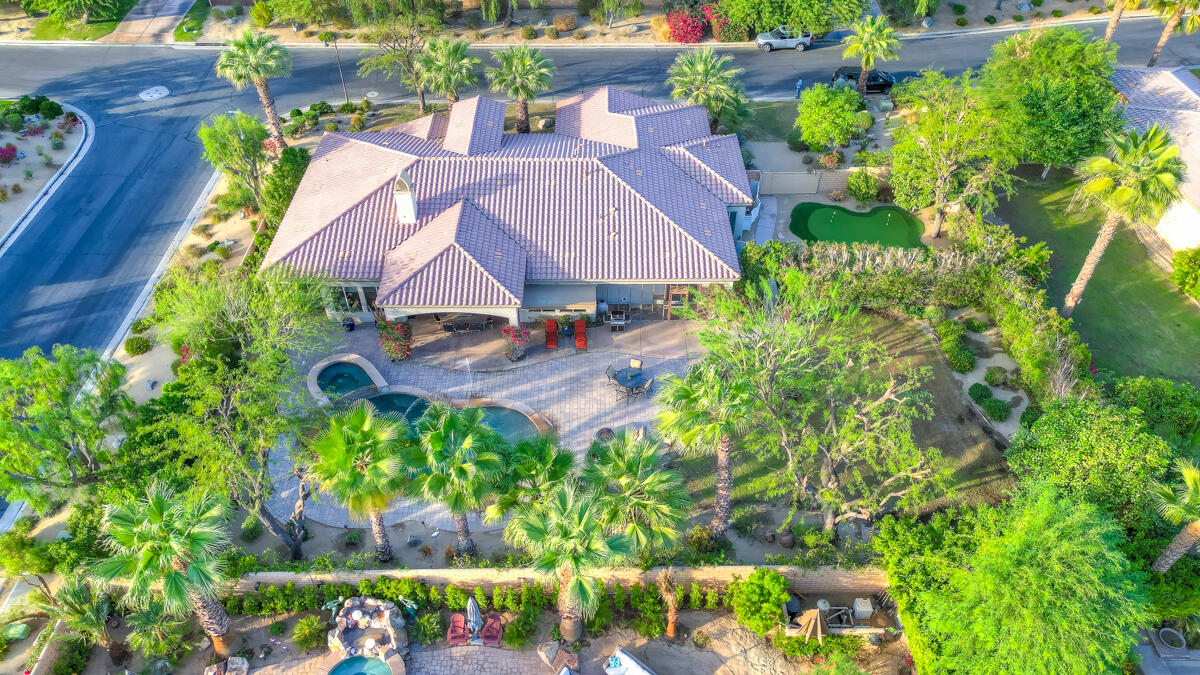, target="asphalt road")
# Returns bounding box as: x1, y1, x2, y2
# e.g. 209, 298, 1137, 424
0, 15, 1196, 357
